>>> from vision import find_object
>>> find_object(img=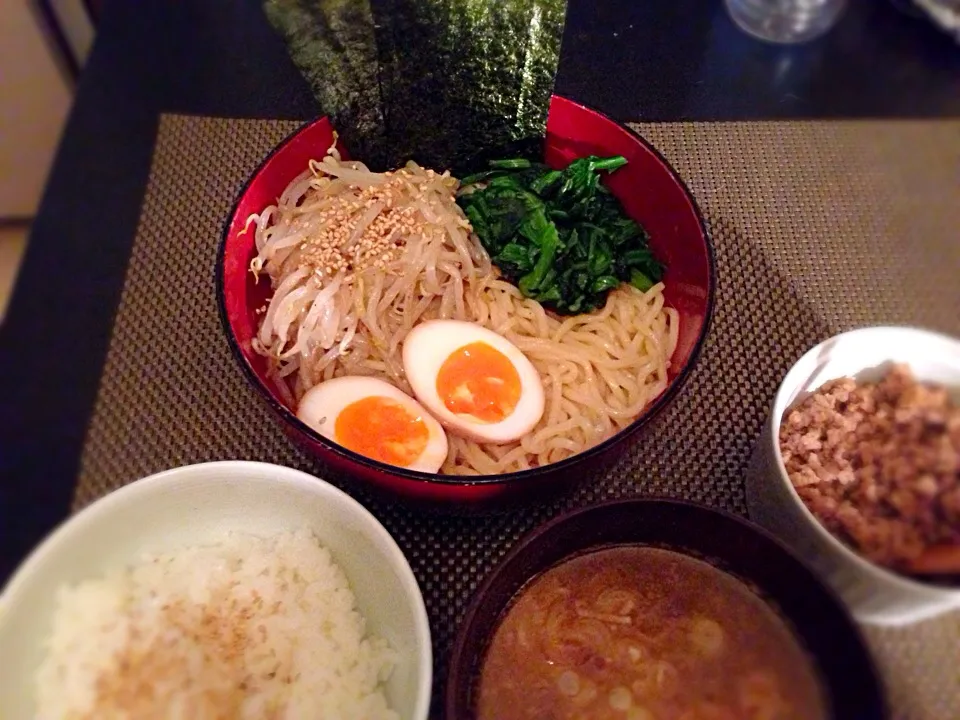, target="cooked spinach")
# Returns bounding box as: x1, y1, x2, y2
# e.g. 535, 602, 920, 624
457, 155, 663, 314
